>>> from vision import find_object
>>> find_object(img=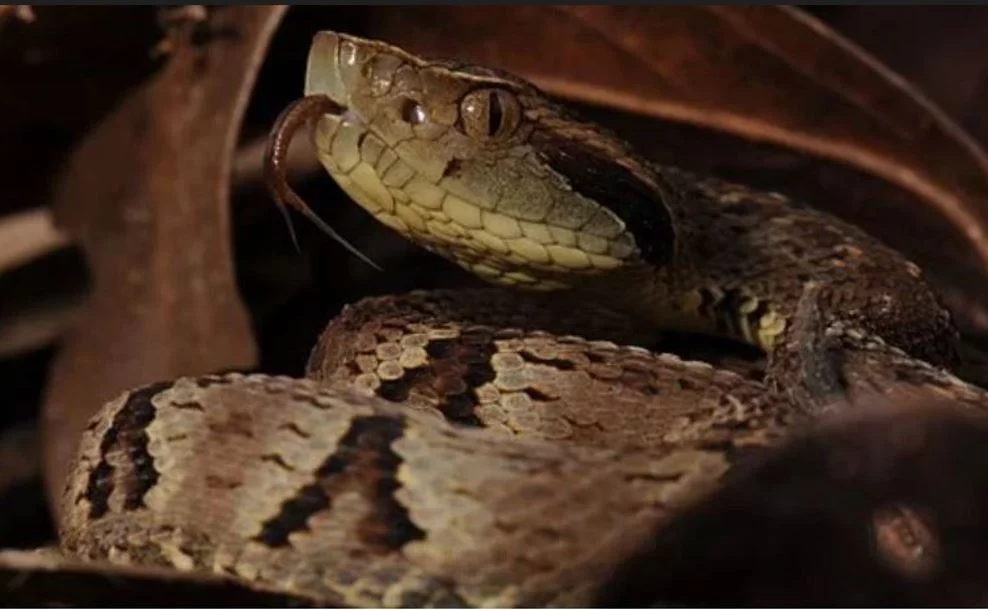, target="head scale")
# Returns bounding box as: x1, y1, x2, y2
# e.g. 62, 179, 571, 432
305, 31, 677, 290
